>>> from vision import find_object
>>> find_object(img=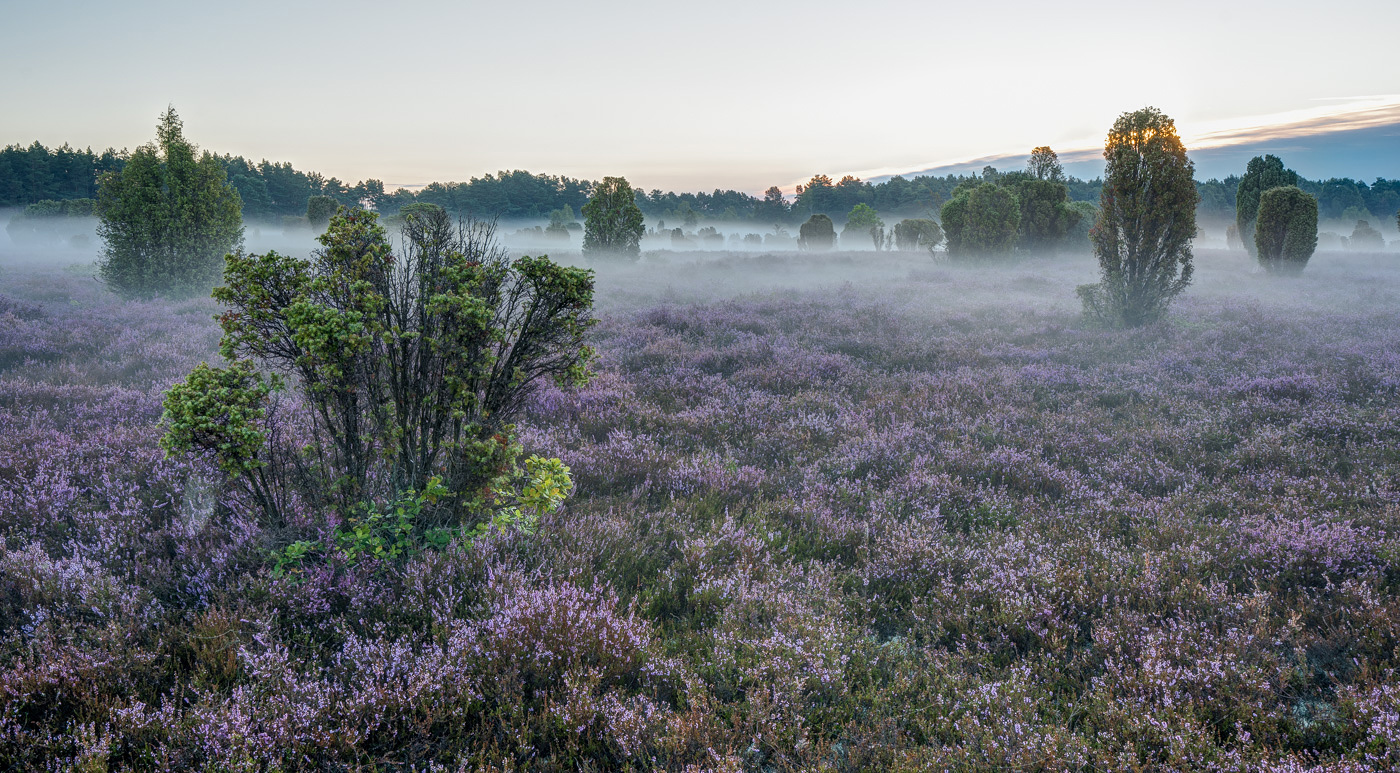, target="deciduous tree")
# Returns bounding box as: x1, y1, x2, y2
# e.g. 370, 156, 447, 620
1349, 219, 1385, 250
843, 203, 884, 249
1028, 146, 1065, 182
893, 218, 943, 252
